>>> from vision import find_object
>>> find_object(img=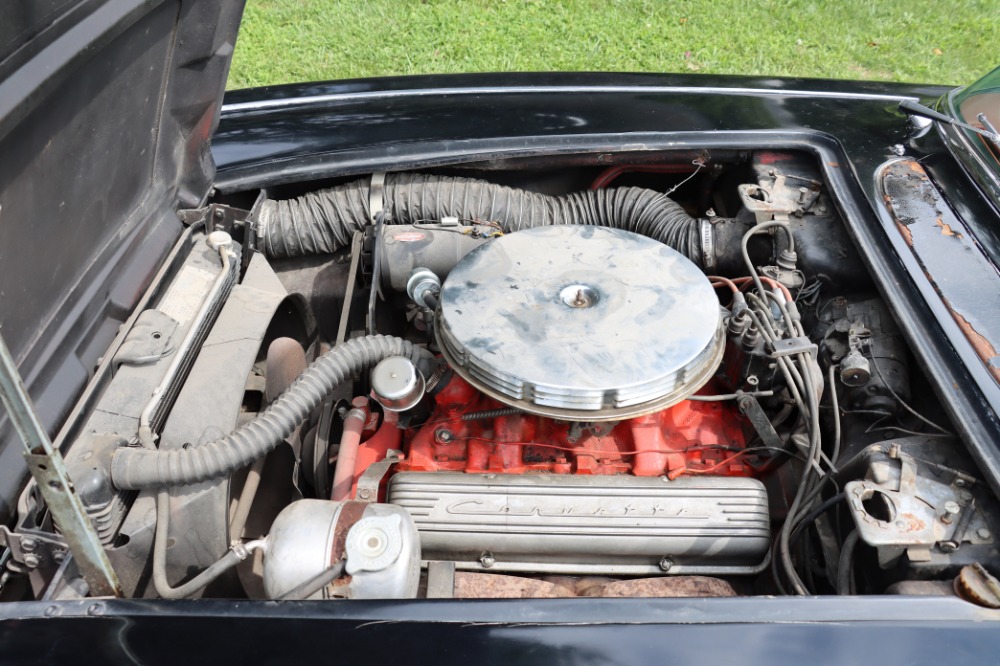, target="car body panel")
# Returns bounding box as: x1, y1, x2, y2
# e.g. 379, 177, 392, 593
0, 0, 244, 520
0, 596, 997, 665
